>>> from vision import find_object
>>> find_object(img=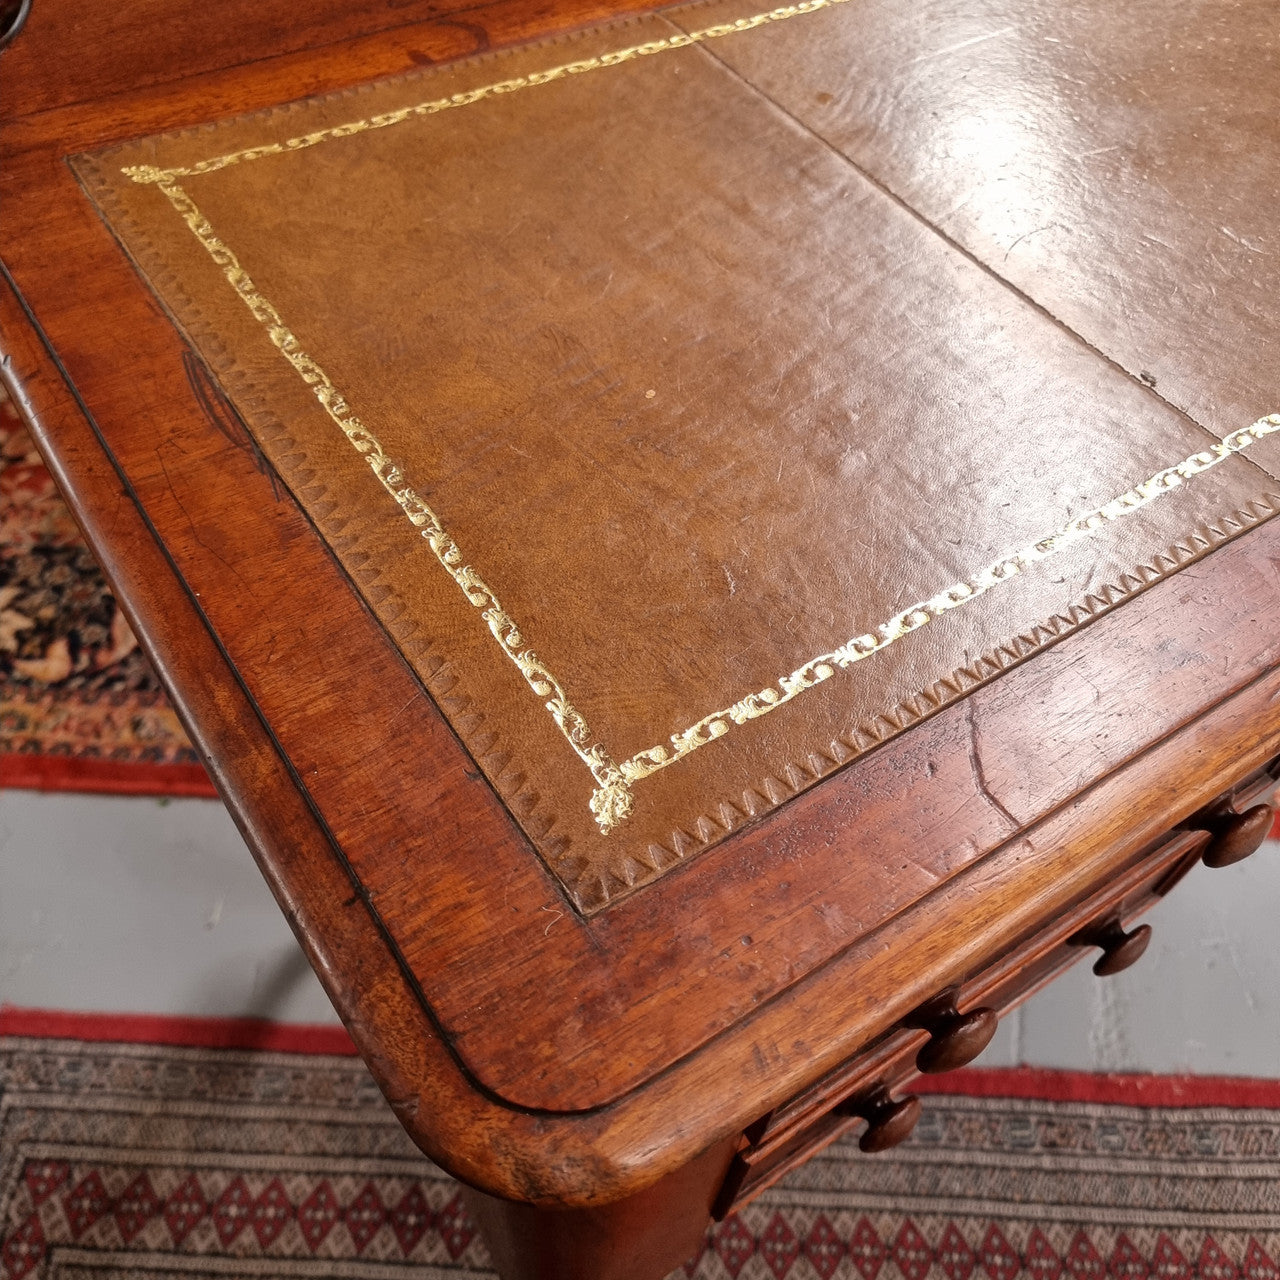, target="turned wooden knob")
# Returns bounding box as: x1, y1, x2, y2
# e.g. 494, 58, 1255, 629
908, 989, 999, 1075
1080, 918, 1152, 976
1202, 804, 1273, 869
837, 1084, 922, 1153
